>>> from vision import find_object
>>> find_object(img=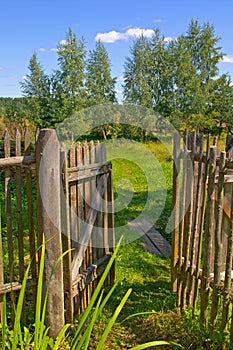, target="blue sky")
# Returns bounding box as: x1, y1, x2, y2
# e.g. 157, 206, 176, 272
1, 0, 233, 99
